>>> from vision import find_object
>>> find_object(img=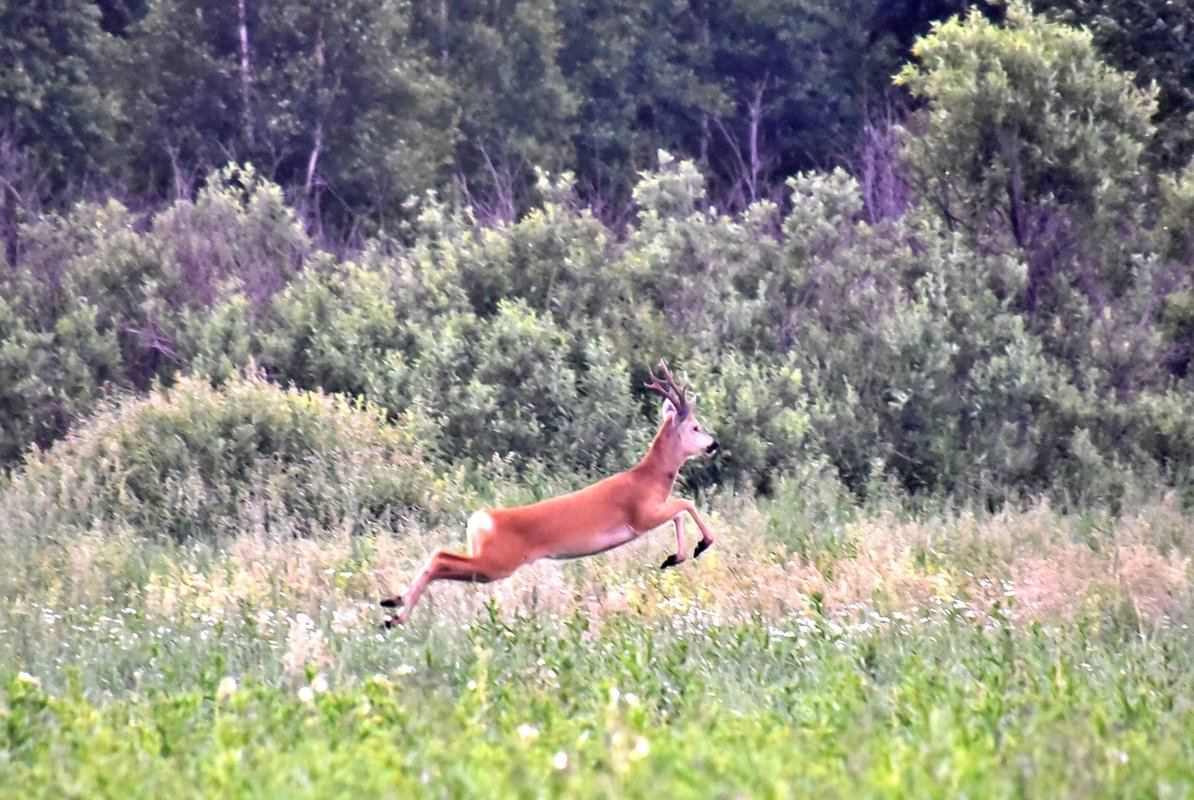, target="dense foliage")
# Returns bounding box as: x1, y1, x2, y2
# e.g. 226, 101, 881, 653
1, 19, 1191, 514
3, 0, 1004, 234
1, 2, 1193, 511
